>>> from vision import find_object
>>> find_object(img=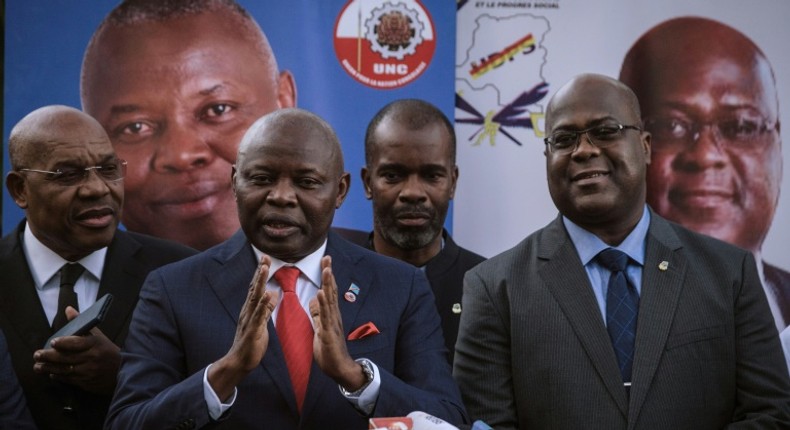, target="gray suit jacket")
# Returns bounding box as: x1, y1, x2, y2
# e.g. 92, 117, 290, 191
453, 210, 790, 430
